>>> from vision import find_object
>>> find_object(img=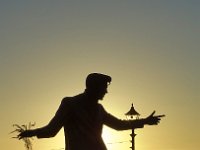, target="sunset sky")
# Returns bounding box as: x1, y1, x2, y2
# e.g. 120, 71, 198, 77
0, 1, 199, 150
